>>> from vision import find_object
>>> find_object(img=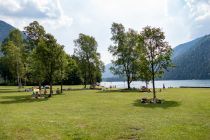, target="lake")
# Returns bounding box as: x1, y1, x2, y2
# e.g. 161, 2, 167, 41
101, 80, 210, 88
